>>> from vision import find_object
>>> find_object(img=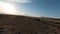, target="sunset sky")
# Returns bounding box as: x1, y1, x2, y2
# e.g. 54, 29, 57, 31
0, 0, 60, 18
